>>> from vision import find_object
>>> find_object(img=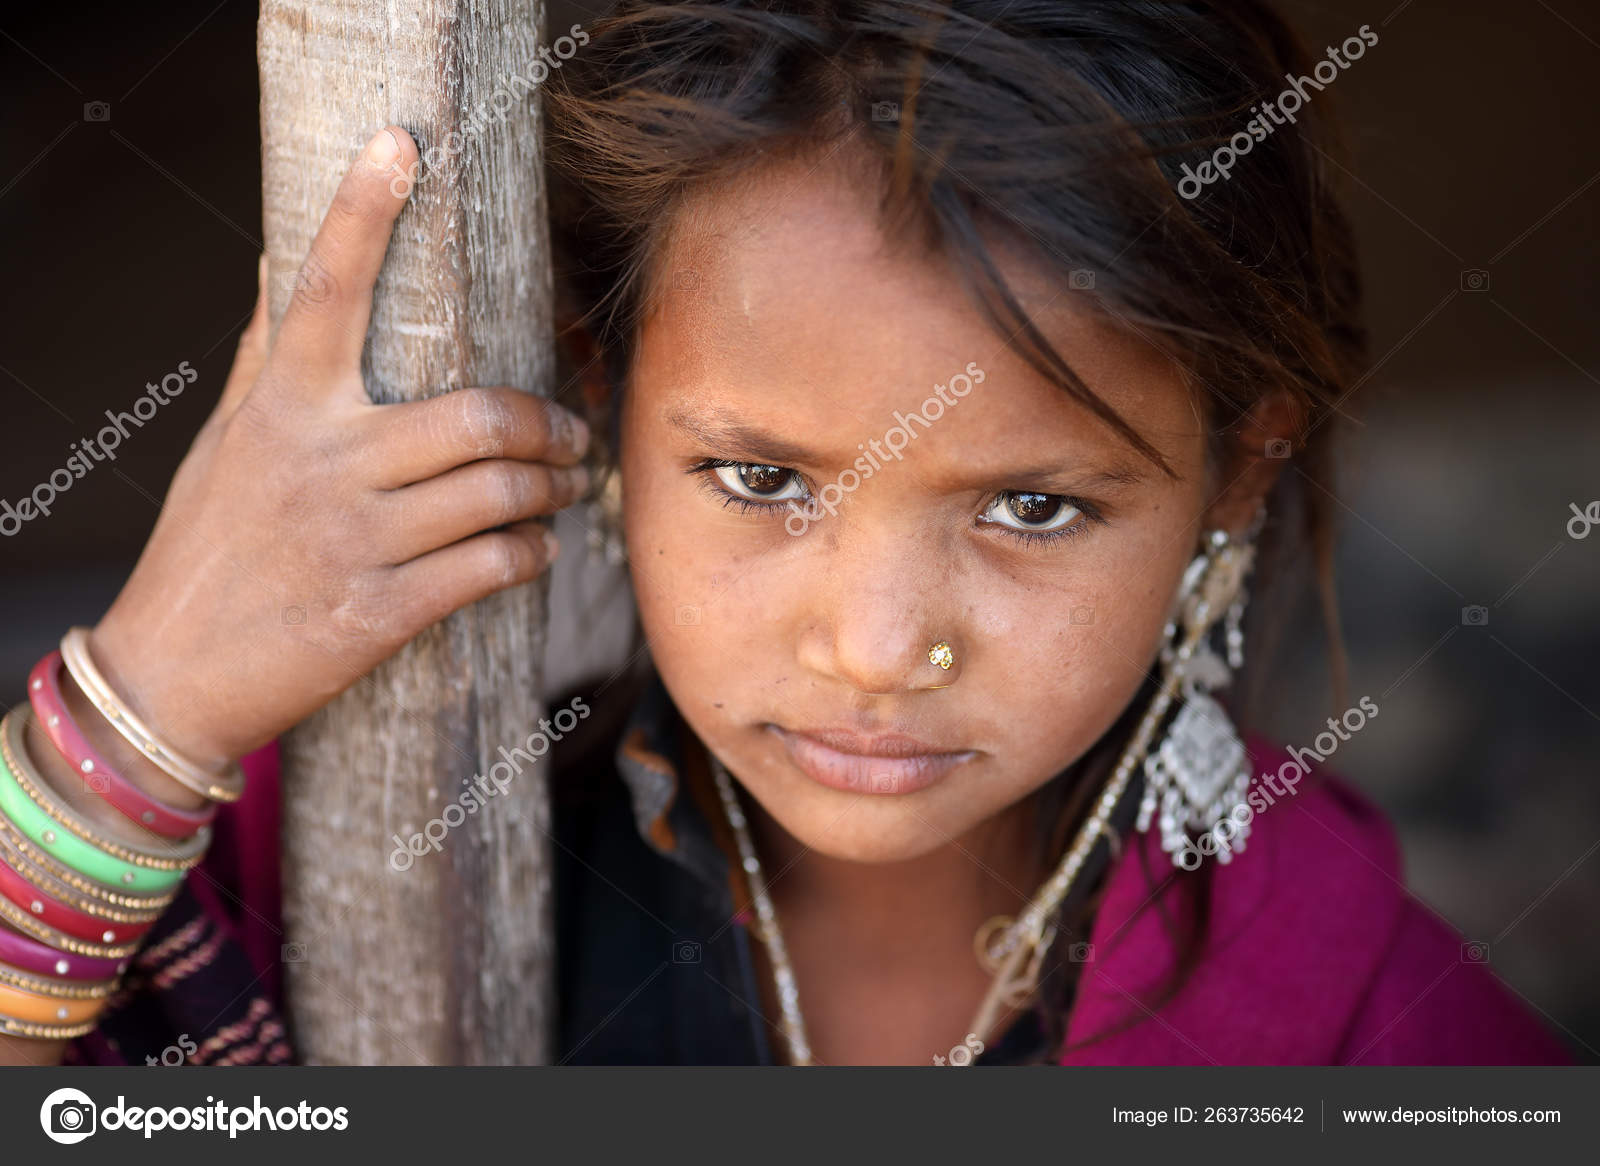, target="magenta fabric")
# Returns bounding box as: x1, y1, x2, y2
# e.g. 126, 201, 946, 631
1060, 737, 1571, 1064
188, 739, 284, 1008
